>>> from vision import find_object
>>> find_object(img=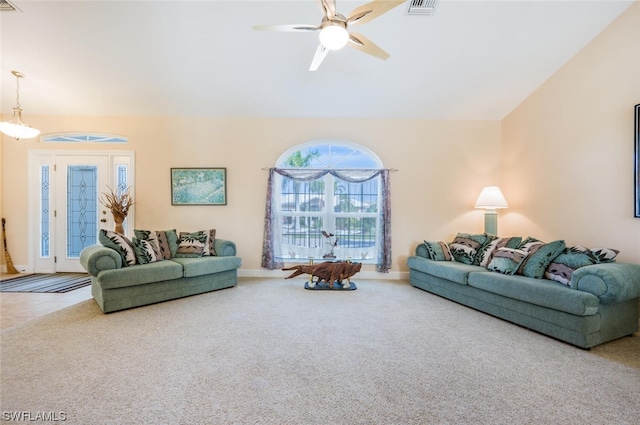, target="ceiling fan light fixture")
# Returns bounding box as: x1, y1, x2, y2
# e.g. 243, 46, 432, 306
319, 25, 349, 50
0, 71, 40, 140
